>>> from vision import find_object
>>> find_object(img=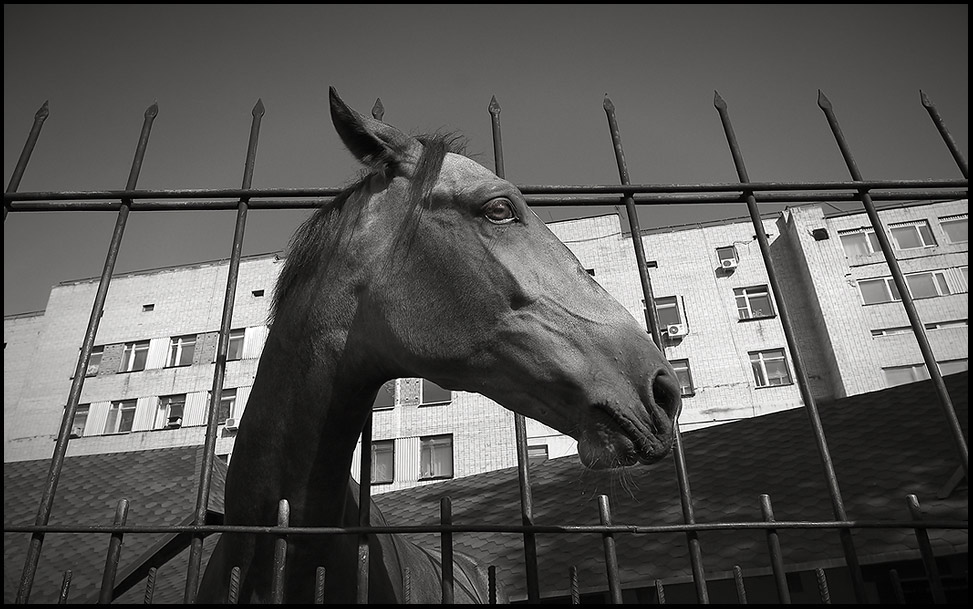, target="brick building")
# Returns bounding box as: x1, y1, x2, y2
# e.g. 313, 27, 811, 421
4, 200, 967, 494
